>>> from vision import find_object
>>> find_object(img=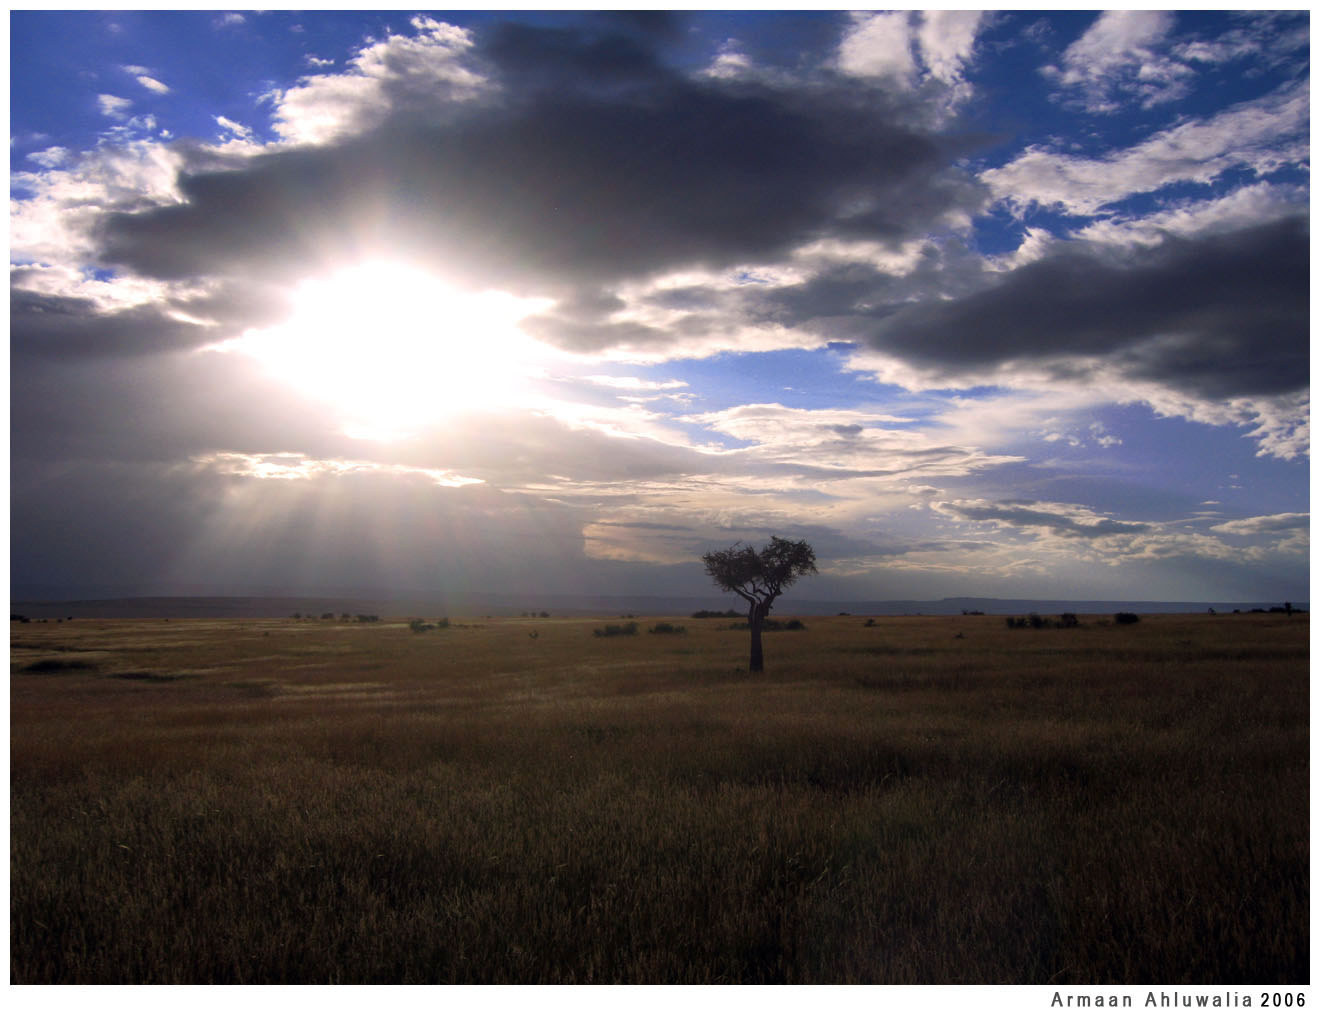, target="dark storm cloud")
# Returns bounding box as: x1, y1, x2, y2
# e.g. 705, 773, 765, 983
96, 26, 980, 296
9, 351, 346, 467
578, 11, 687, 41
11, 275, 295, 360
852, 216, 1309, 398
520, 310, 677, 354
9, 459, 600, 599
10, 460, 234, 596
10, 289, 206, 359
480, 19, 674, 92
